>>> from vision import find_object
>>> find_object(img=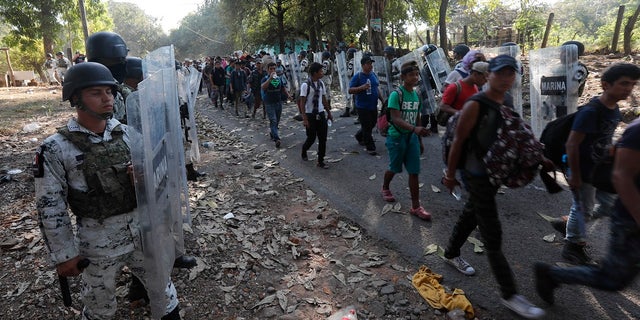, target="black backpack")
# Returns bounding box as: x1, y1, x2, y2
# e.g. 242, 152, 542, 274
539, 104, 603, 170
